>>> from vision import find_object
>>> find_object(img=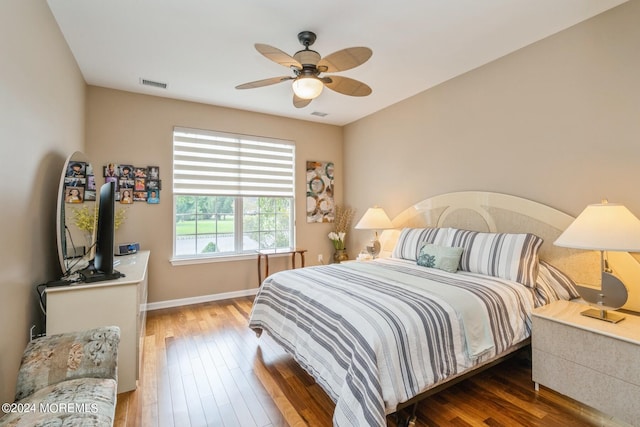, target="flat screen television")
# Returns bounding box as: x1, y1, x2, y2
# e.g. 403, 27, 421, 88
78, 181, 123, 283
